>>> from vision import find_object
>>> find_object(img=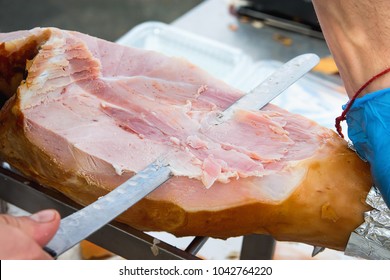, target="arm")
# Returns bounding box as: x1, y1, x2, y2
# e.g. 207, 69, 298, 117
0, 209, 60, 259
312, 0, 390, 97
312, 0, 390, 207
